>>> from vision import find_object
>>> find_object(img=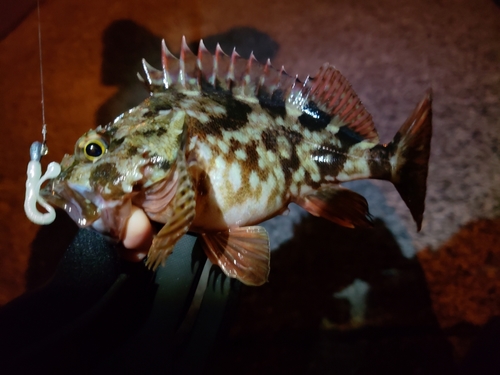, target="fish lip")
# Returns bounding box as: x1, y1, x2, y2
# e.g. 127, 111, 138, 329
40, 180, 100, 228
41, 180, 133, 241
